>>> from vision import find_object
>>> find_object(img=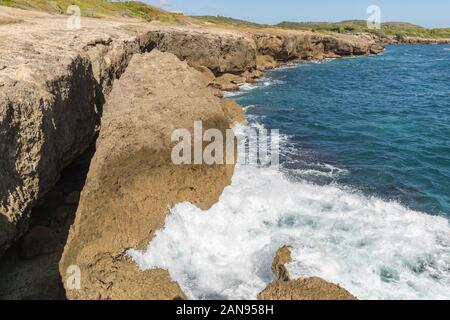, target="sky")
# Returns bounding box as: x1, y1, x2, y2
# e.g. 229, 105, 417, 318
145, 0, 450, 28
